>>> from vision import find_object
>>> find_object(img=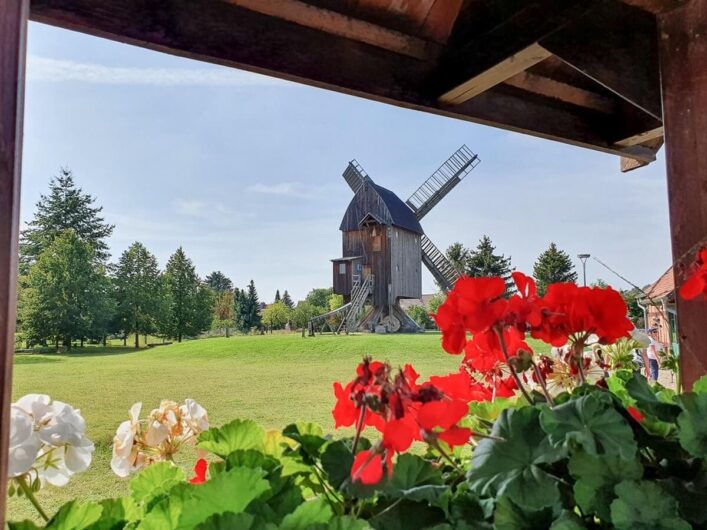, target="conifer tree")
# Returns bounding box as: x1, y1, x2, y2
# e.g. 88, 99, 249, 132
235, 280, 262, 333
163, 247, 210, 342
20, 168, 114, 271
282, 290, 294, 309
205, 271, 233, 293
113, 242, 163, 348
533, 242, 578, 295
446, 236, 514, 293
274, 290, 281, 303
20, 229, 114, 349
